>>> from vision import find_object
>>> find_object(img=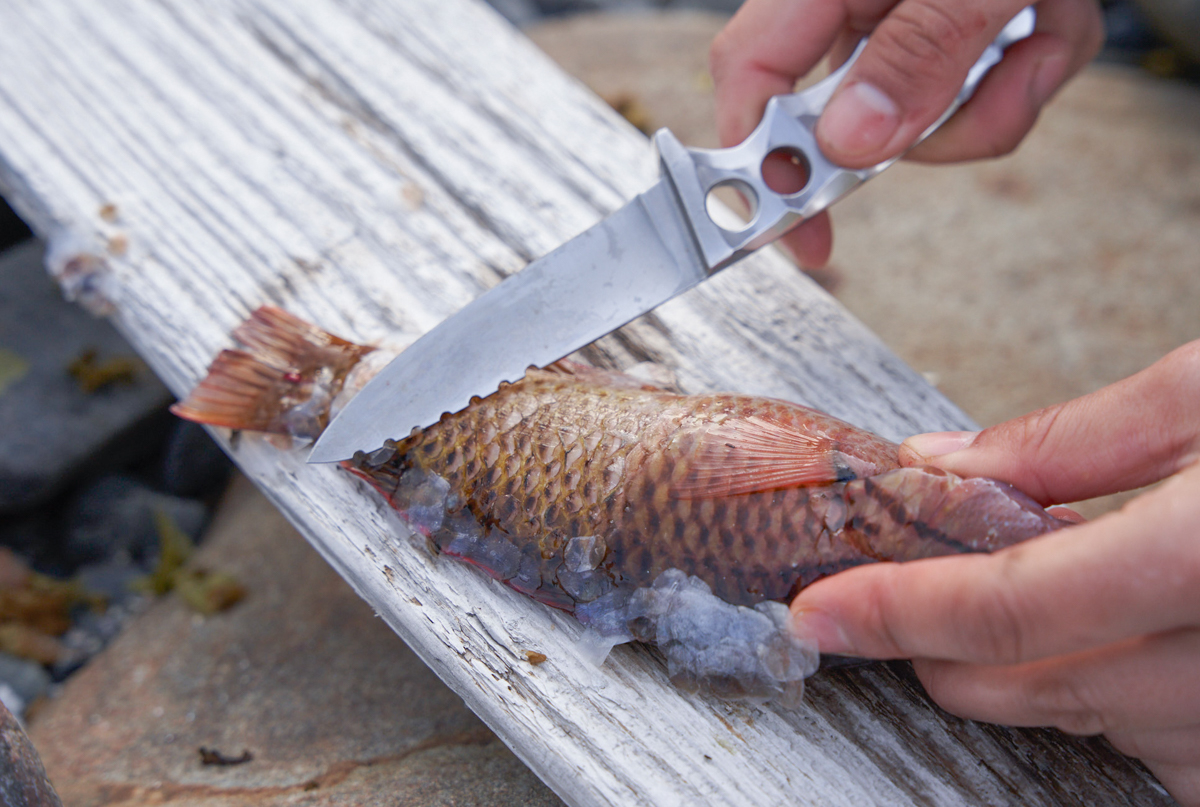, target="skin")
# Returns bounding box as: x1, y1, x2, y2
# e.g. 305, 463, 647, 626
791, 340, 1200, 804
709, 0, 1103, 267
